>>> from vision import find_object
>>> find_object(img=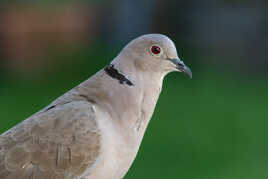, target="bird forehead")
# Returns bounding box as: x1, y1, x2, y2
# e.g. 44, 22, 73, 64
138, 34, 174, 47
122, 34, 178, 59
127, 34, 177, 53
